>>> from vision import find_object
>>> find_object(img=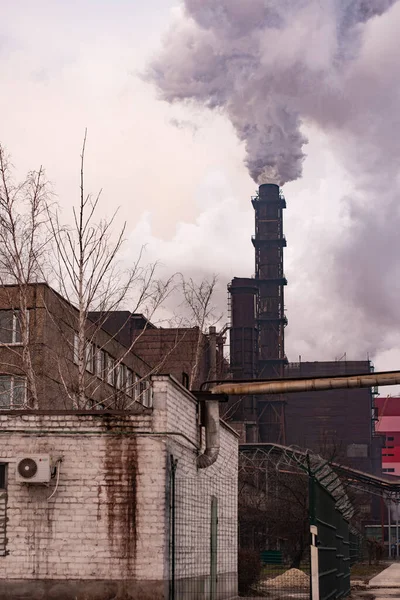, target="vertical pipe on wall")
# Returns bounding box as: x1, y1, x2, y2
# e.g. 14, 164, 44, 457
396, 499, 399, 559
169, 456, 178, 600
209, 326, 217, 380
210, 496, 218, 600
381, 496, 386, 545
388, 501, 392, 559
